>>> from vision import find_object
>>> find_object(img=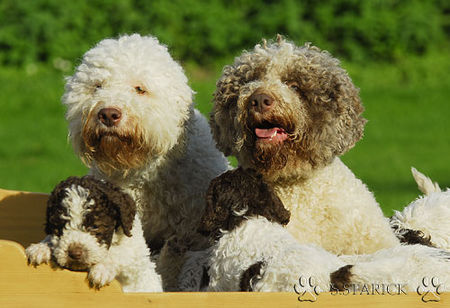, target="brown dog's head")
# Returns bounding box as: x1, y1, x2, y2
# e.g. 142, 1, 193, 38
211, 37, 366, 183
